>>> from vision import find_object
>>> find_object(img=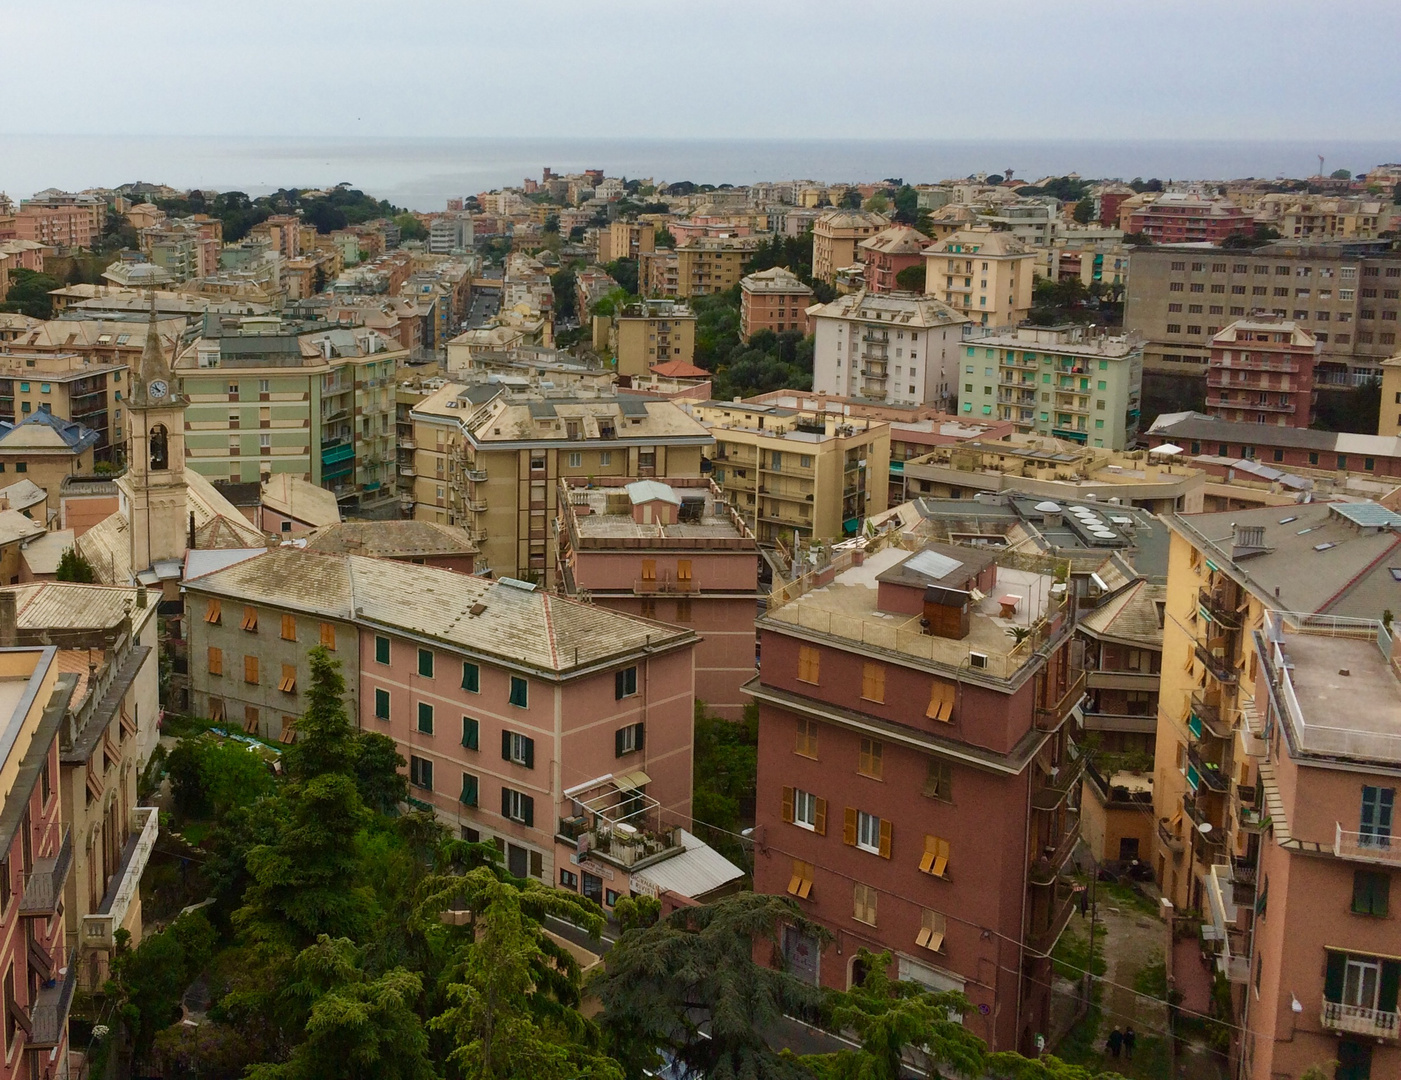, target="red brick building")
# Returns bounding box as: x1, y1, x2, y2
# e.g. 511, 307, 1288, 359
739, 267, 814, 340
1126, 194, 1254, 244
750, 538, 1084, 1054
1206, 316, 1318, 428
859, 226, 932, 294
